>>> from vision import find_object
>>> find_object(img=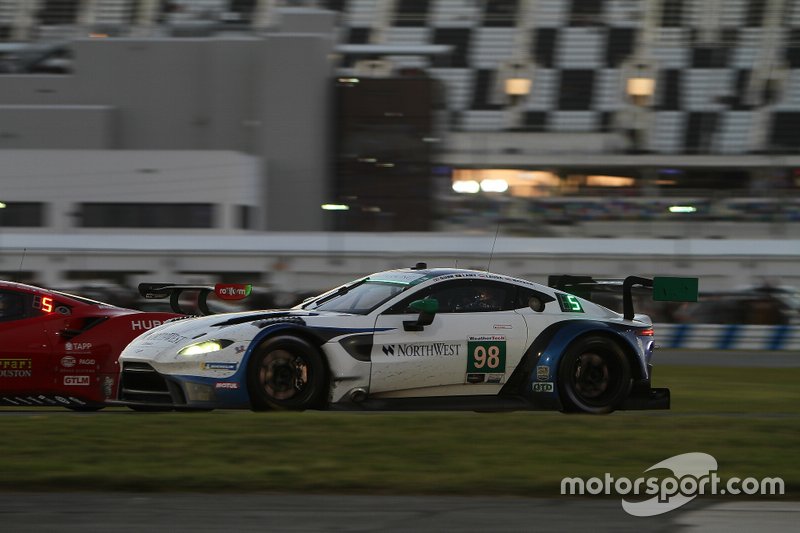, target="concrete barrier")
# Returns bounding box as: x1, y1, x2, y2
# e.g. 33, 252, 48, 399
655, 323, 800, 351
